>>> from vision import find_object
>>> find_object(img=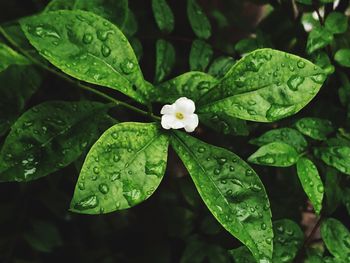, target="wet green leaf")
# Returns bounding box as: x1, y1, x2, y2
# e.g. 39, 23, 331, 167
296, 157, 324, 214
307, 27, 334, 54
250, 128, 307, 153
295, 117, 334, 141
321, 218, 350, 260
172, 131, 273, 262
317, 146, 350, 175
20, 10, 153, 104
155, 39, 175, 83
207, 56, 236, 79
198, 49, 326, 122
189, 39, 213, 71
152, 0, 174, 33
248, 142, 300, 167
0, 101, 111, 182
325, 12, 348, 35
335, 49, 350, 68
187, 0, 211, 39
70, 122, 169, 214
0, 42, 30, 72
